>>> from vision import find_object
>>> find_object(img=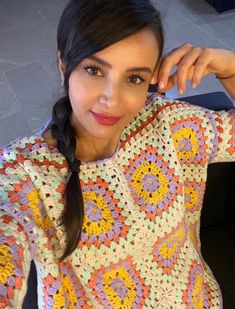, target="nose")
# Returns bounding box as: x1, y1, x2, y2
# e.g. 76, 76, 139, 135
99, 79, 120, 109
